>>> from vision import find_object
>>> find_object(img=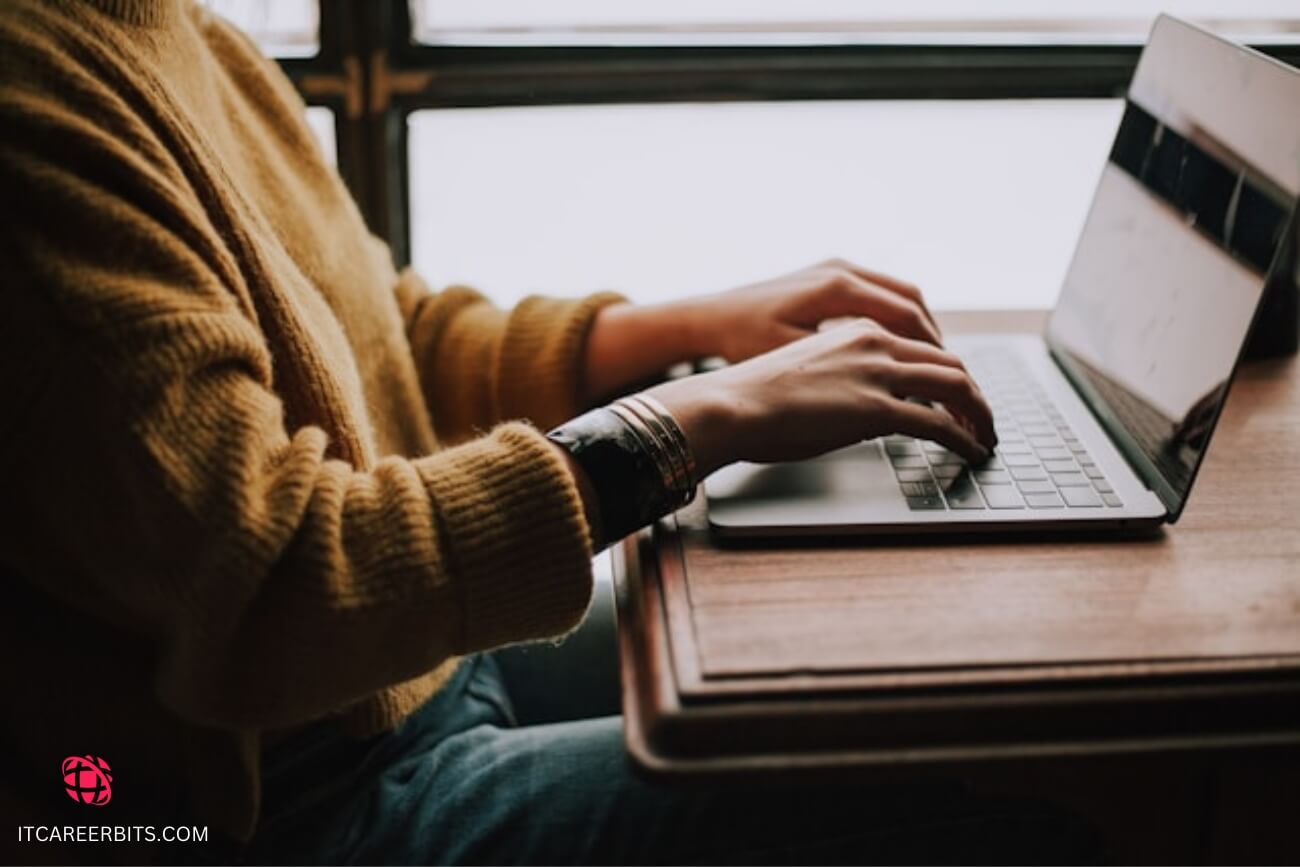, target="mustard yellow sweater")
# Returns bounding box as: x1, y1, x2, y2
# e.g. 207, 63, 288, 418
0, 0, 623, 843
